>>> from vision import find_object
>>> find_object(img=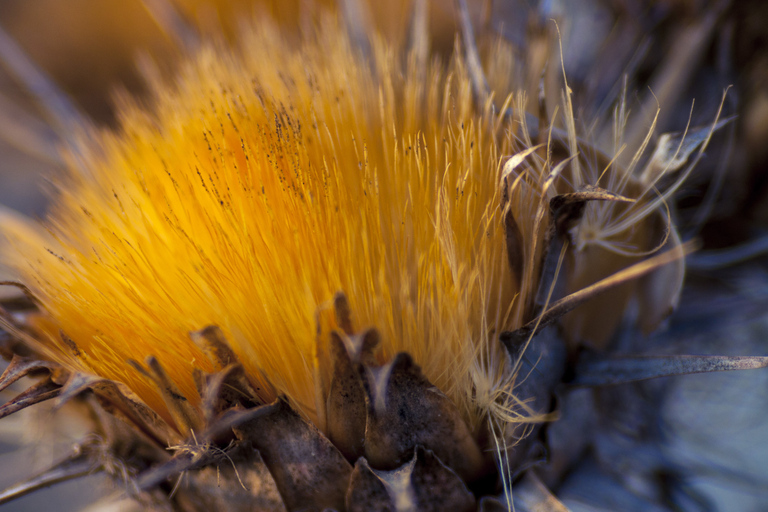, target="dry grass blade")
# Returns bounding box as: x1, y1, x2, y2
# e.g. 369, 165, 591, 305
571, 355, 768, 387
0, 442, 102, 505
